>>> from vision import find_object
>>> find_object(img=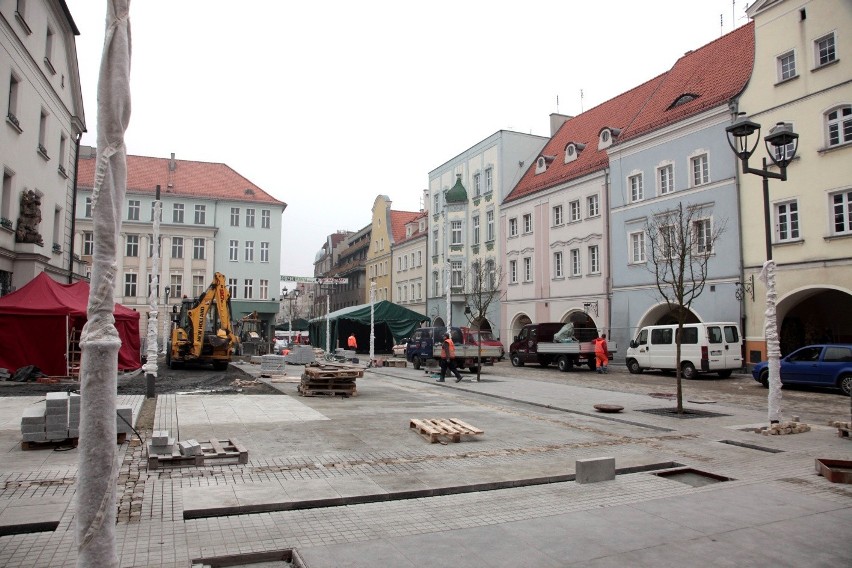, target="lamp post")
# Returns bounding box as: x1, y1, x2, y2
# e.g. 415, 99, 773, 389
369, 280, 376, 366
726, 113, 798, 424
162, 285, 171, 353
282, 287, 299, 347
